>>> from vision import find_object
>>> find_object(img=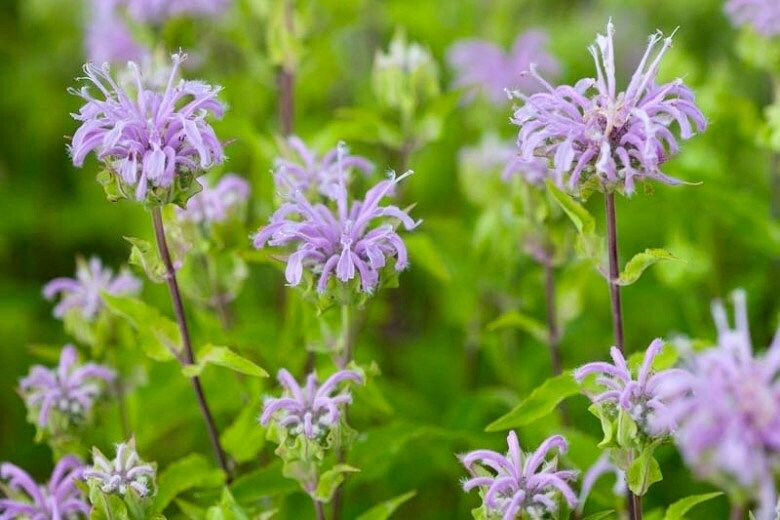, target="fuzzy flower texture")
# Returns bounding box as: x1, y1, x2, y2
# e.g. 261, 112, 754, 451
511, 21, 706, 193
43, 256, 140, 321
177, 173, 249, 224
69, 52, 225, 202
664, 291, 780, 520
460, 432, 577, 520
20, 345, 115, 429
0, 456, 88, 520
84, 439, 156, 497
254, 169, 420, 294
725, 0, 780, 36
261, 369, 363, 440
